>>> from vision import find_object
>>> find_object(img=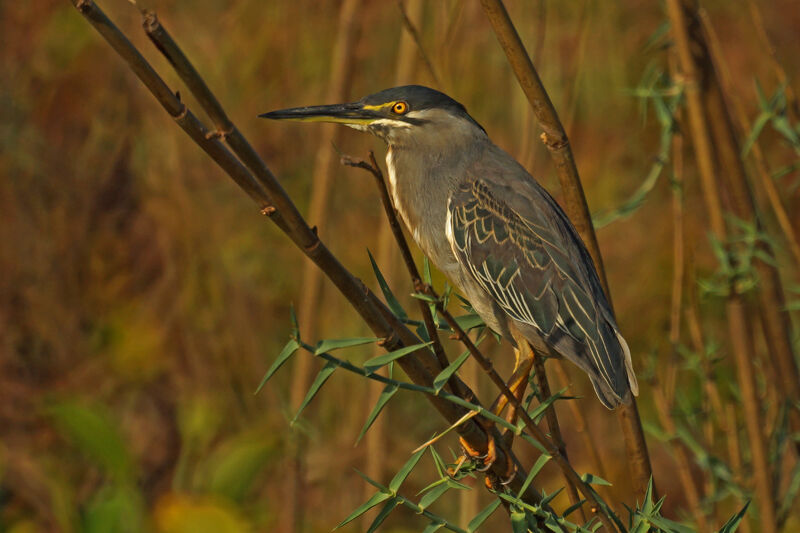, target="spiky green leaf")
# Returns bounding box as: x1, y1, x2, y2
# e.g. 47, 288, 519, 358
368, 249, 408, 320
291, 361, 336, 423
518, 454, 551, 497
367, 497, 400, 533
389, 448, 426, 493
363, 342, 432, 374
418, 482, 450, 511
433, 350, 471, 393
256, 338, 300, 394
718, 500, 750, 533
314, 337, 380, 355
467, 499, 501, 533
356, 383, 399, 444
335, 491, 390, 529
580, 473, 612, 487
